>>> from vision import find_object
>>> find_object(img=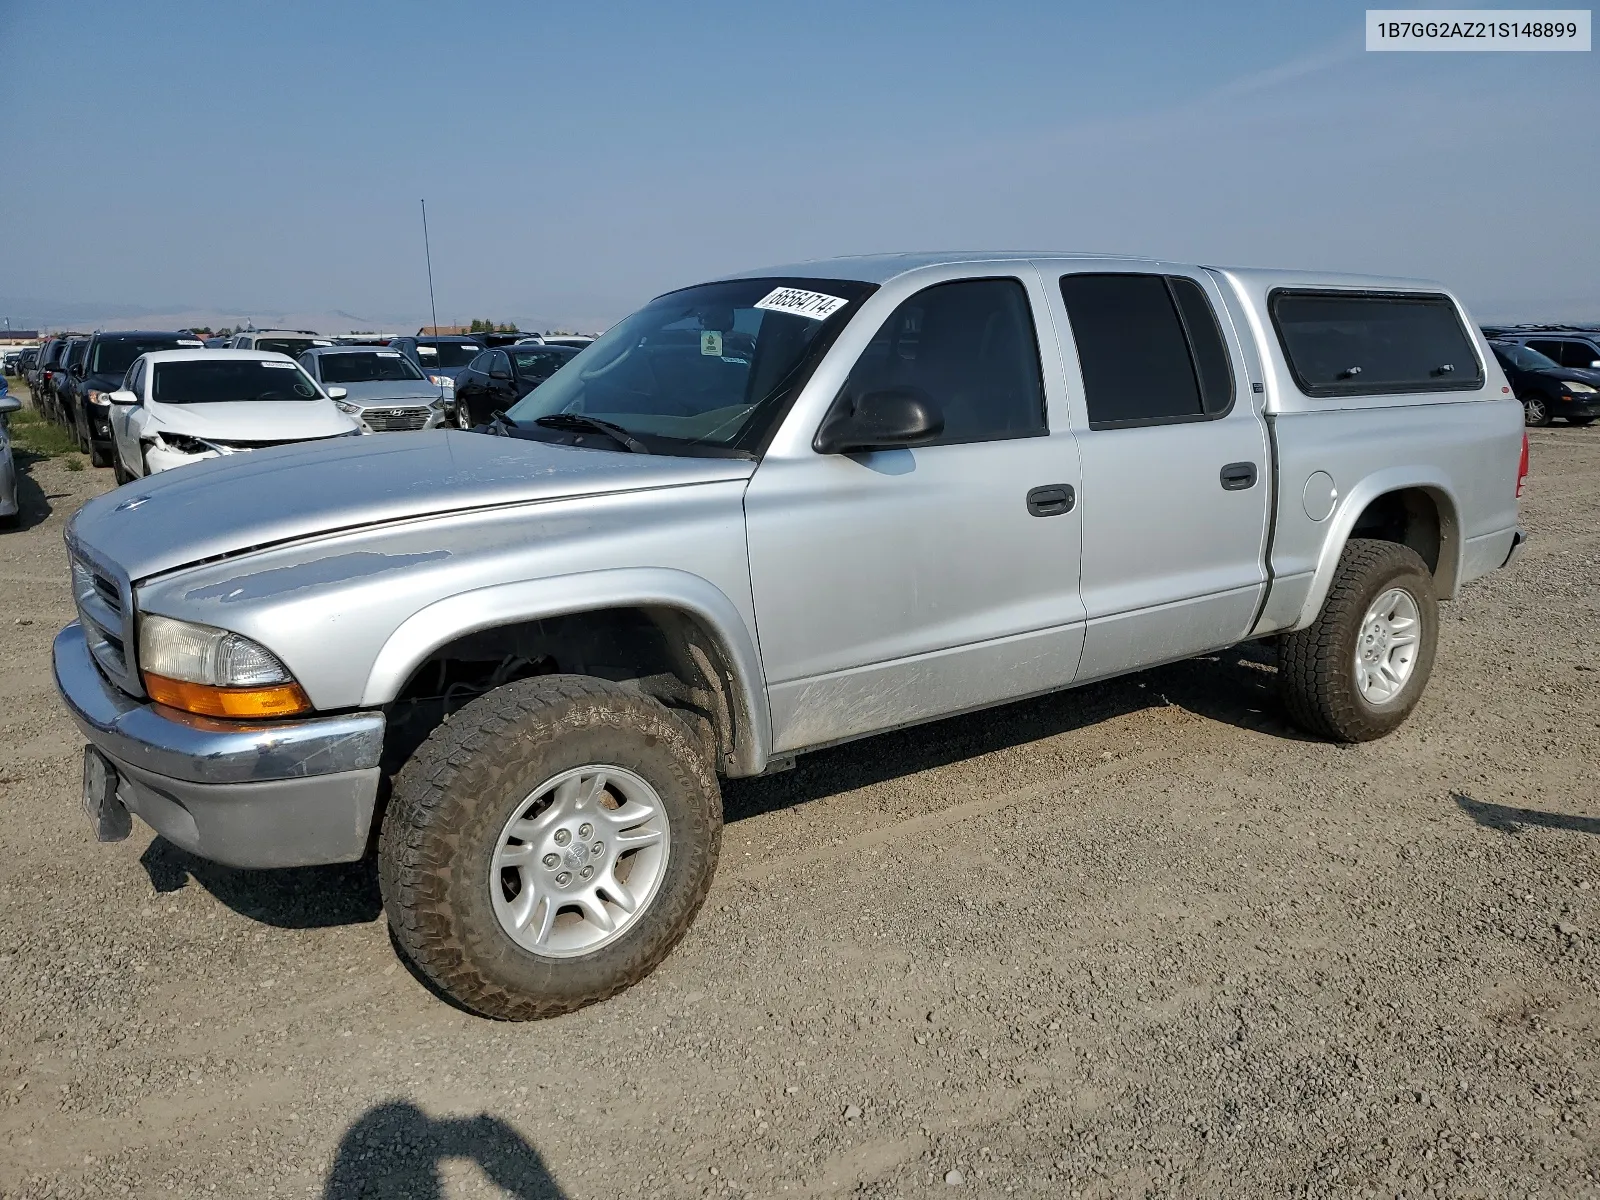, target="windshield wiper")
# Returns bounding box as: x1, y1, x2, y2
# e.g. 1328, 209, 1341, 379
533, 412, 651, 454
